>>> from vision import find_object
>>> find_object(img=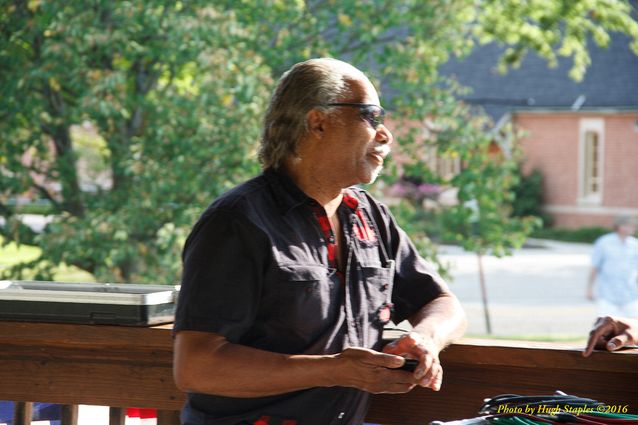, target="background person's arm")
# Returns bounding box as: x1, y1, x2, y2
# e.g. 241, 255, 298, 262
586, 267, 597, 301
587, 236, 605, 301
173, 330, 420, 397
